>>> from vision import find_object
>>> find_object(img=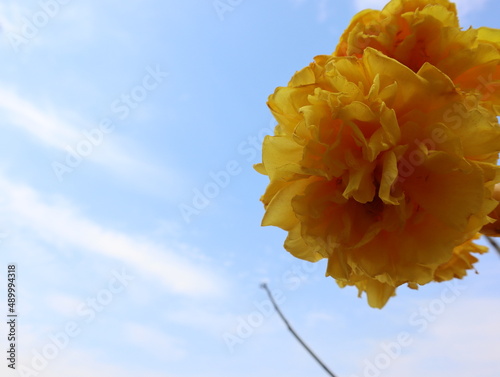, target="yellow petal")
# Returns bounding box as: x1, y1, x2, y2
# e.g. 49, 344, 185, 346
284, 223, 325, 262
262, 178, 310, 230
403, 153, 484, 230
